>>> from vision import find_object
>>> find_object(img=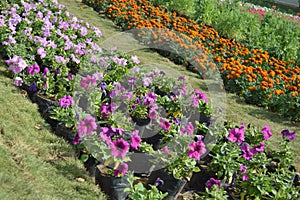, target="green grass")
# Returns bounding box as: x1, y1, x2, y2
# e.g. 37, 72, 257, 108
0, 61, 106, 199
